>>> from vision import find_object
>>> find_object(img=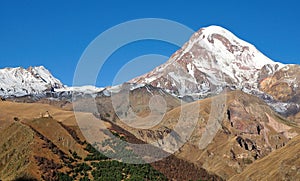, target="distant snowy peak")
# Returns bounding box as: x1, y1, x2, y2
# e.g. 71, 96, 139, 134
27, 66, 62, 87
0, 66, 63, 97
131, 25, 283, 96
